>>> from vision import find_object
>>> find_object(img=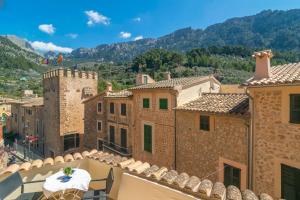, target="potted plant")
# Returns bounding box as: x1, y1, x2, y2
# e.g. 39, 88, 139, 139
63, 167, 73, 177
